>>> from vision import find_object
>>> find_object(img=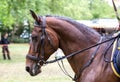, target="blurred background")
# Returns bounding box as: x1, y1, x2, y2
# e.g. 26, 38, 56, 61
0, 0, 120, 82
0, 0, 120, 43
